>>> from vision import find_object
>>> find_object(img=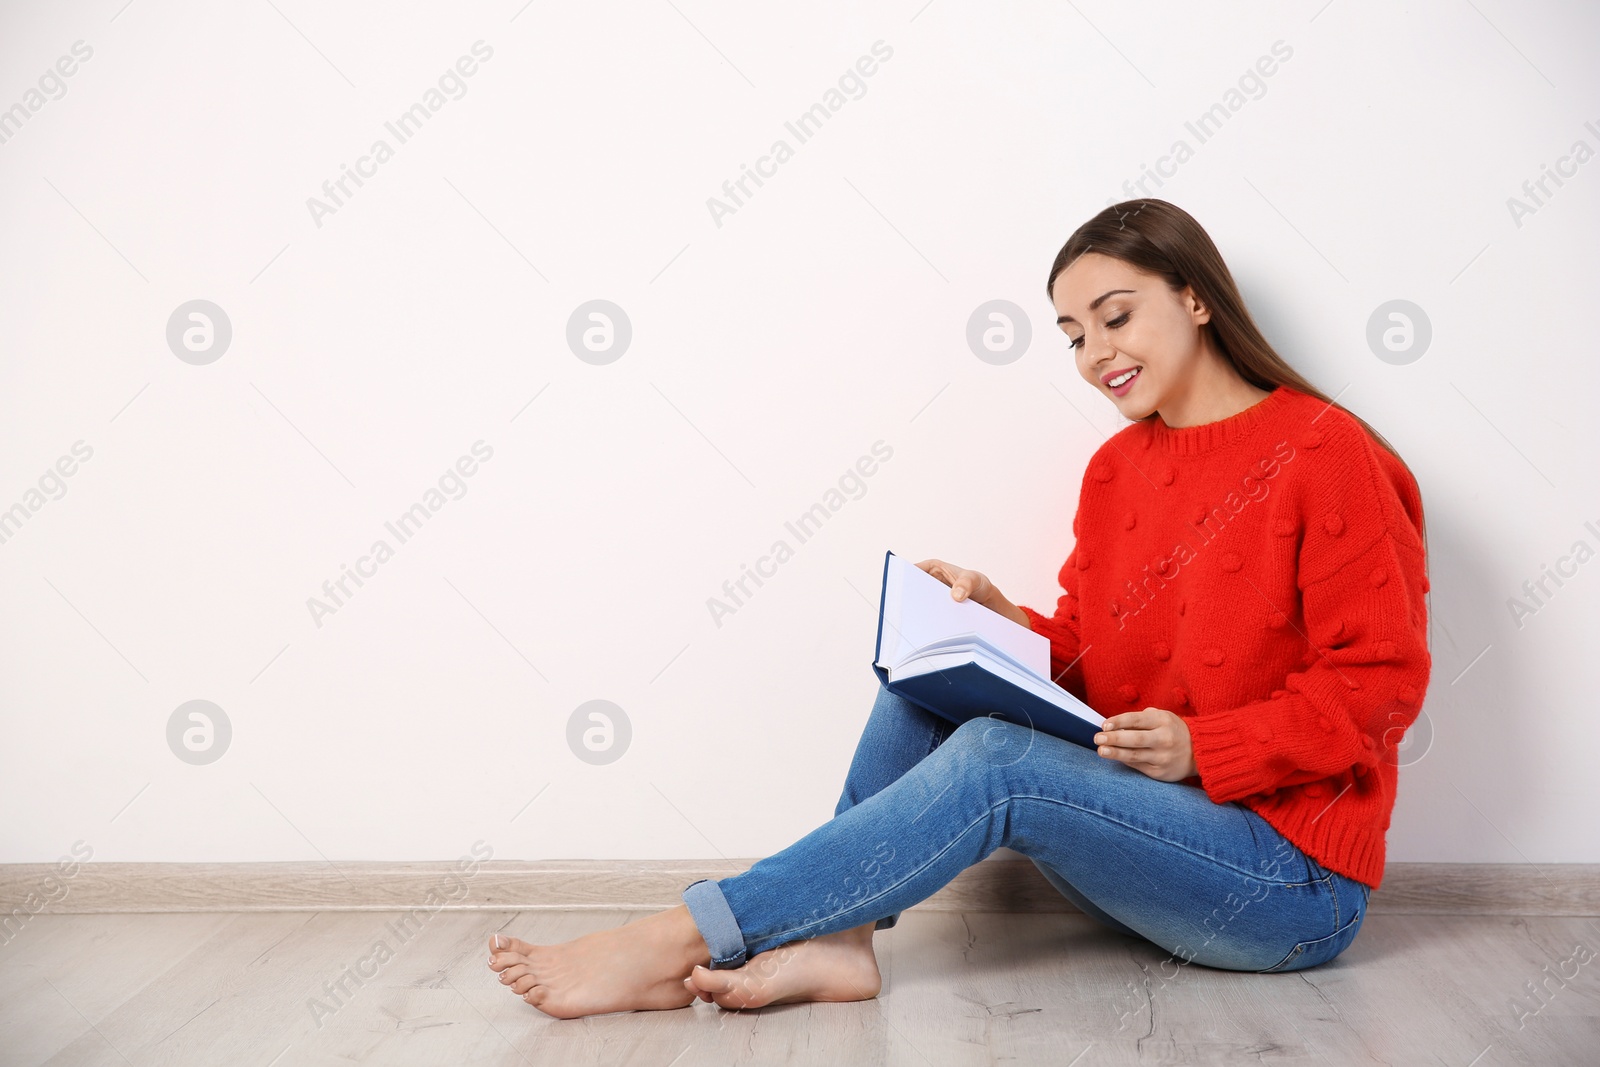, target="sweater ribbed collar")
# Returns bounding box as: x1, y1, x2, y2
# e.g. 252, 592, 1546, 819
1144, 384, 1295, 456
